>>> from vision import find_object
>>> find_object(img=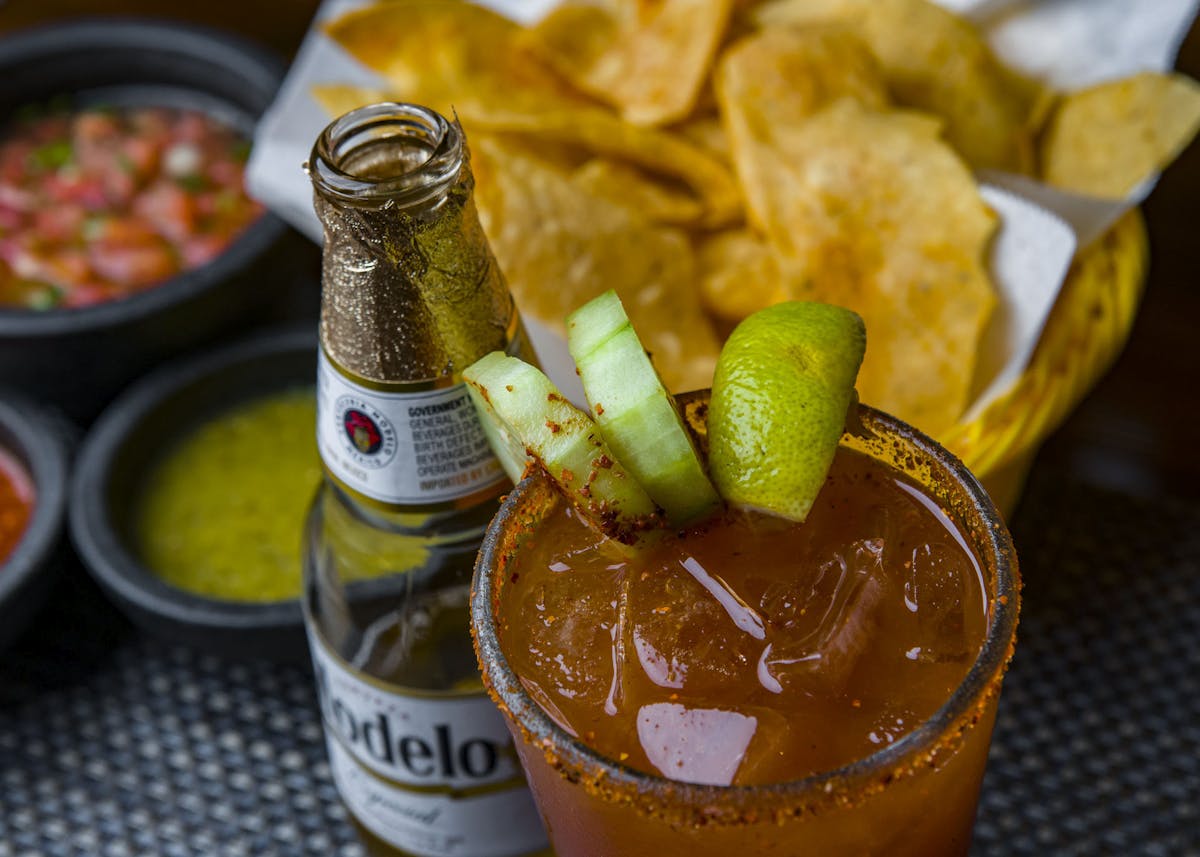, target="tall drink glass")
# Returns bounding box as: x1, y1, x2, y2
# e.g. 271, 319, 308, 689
471, 397, 1018, 857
